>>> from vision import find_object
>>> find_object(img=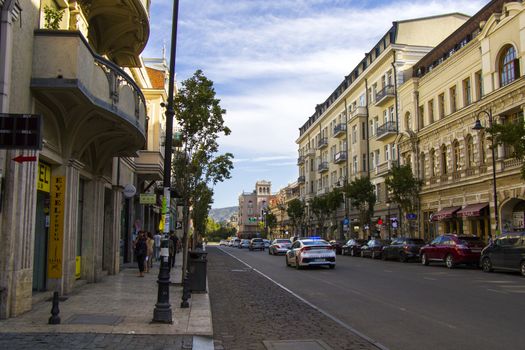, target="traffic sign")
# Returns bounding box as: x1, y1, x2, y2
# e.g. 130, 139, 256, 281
406, 213, 417, 220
